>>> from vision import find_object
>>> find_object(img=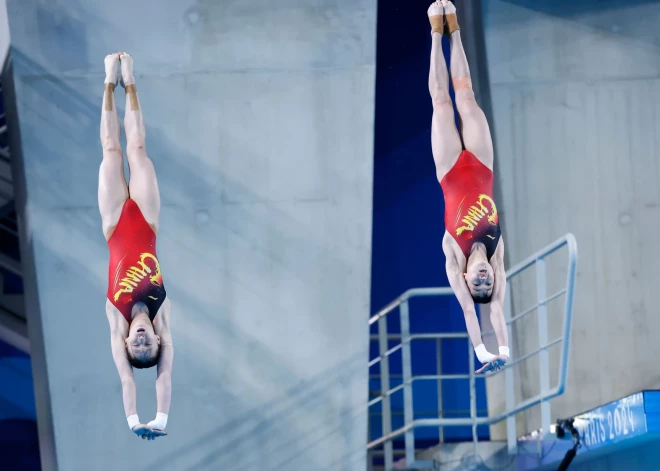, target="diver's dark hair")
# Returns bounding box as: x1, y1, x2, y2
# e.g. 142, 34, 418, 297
472, 293, 492, 305
127, 344, 162, 369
